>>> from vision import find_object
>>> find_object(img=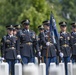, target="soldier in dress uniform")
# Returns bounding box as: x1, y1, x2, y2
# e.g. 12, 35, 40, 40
38, 20, 57, 75
70, 22, 76, 63
1, 25, 20, 75
13, 25, 21, 62
59, 22, 71, 75
17, 19, 39, 64
38, 25, 44, 63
